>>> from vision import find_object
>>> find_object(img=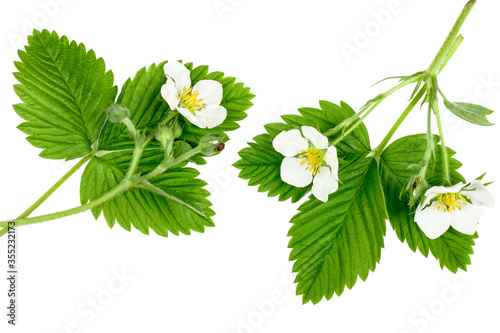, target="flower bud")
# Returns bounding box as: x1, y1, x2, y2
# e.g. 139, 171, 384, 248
404, 175, 429, 207
105, 104, 131, 123
155, 126, 174, 149
199, 134, 225, 157
172, 122, 183, 139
